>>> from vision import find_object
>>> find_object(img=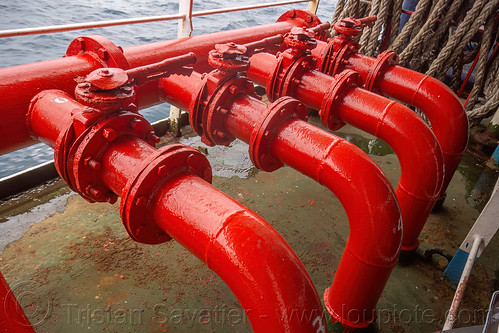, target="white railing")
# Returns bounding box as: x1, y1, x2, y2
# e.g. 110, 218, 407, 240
0, 0, 319, 38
